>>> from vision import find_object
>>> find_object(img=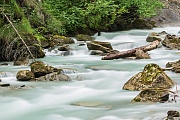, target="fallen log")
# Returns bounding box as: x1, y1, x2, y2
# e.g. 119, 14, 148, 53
101, 40, 160, 60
